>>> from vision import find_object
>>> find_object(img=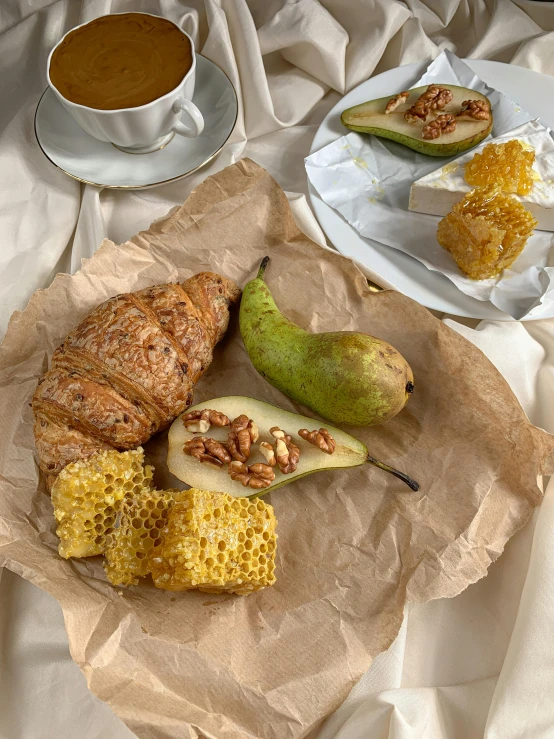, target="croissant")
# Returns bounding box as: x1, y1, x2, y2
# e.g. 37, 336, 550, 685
33, 272, 241, 488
